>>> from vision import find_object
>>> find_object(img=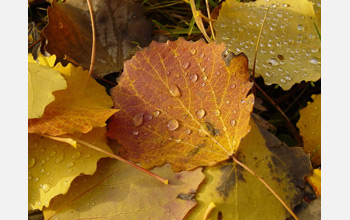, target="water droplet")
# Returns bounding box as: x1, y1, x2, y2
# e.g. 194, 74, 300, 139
230, 119, 236, 127
133, 113, 144, 127
40, 168, 45, 174
265, 72, 271, 77
166, 70, 171, 75
29, 176, 32, 180
223, 126, 227, 131
66, 162, 74, 168
84, 154, 91, 159
40, 160, 46, 166
268, 58, 279, 66
146, 114, 153, 121
226, 100, 230, 105
215, 71, 221, 76
230, 83, 236, 89
72, 152, 81, 159
189, 74, 198, 82
169, 84, 181, 97
285, 75, 292, 80
34, 177, 39, 182
190, 48, 196, 55
201, 83, 206, 87
213, 109, 221, 116
55, 155, 64, 164
196, 108, 206, 119
49, 151, 57, 157
152, 110, 160, 117
67, 169, 73, 174
46, 172, 51, 176
202, 75, 208, 81
185, 129, 192, 135
32, 142, 38, 149
182, 62, 190, 69
28, 158, 36, 168
200, 67, 206, 72
309, 57, 320, 65
297, 24, 304, 31
39, 148, 45, 153
199, 53, 205, 58
42, 184, 51, 193
280, 78, 286, 83
167, 119, 179, 131
175, 139, 181, 143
